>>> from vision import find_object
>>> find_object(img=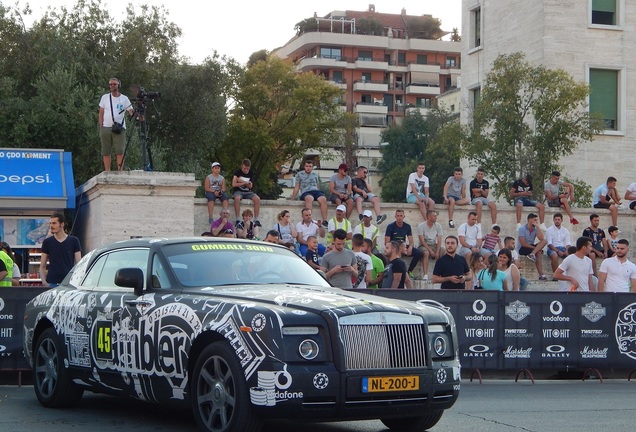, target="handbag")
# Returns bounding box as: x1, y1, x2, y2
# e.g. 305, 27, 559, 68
110, 95, 123, 134
475, 269, 485, 289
